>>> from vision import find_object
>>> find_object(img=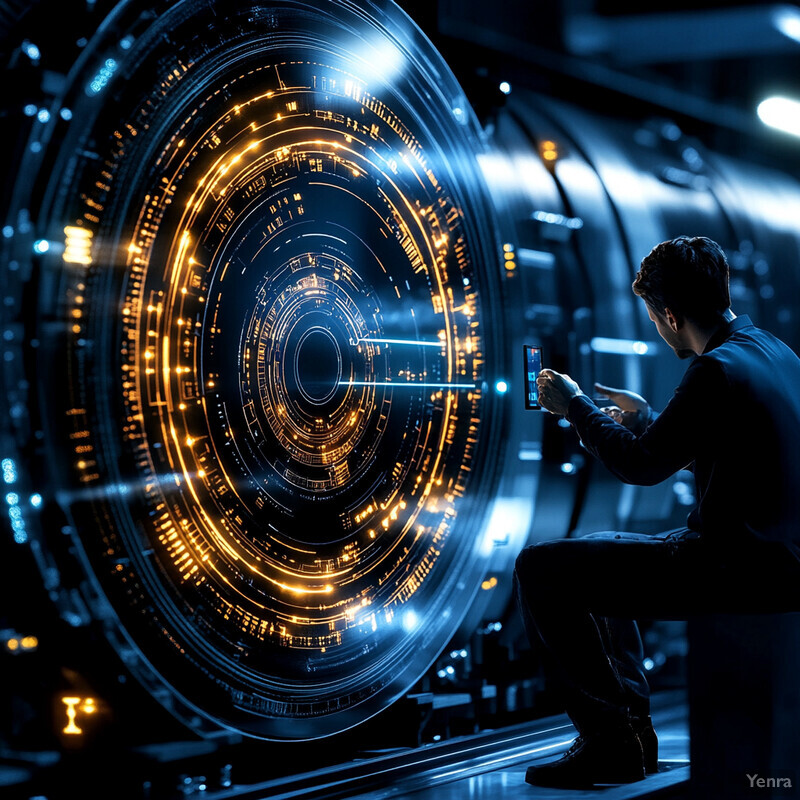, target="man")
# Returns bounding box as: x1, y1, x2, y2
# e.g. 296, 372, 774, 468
515, 236, 800, 789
